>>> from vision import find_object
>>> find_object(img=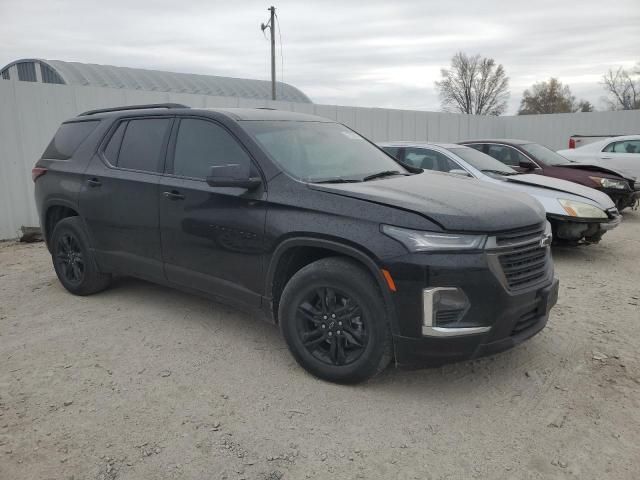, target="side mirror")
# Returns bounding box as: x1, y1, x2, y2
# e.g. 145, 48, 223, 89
206, 164, 261, 190
519, 159, 536, 170
449, 169, 472, 177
